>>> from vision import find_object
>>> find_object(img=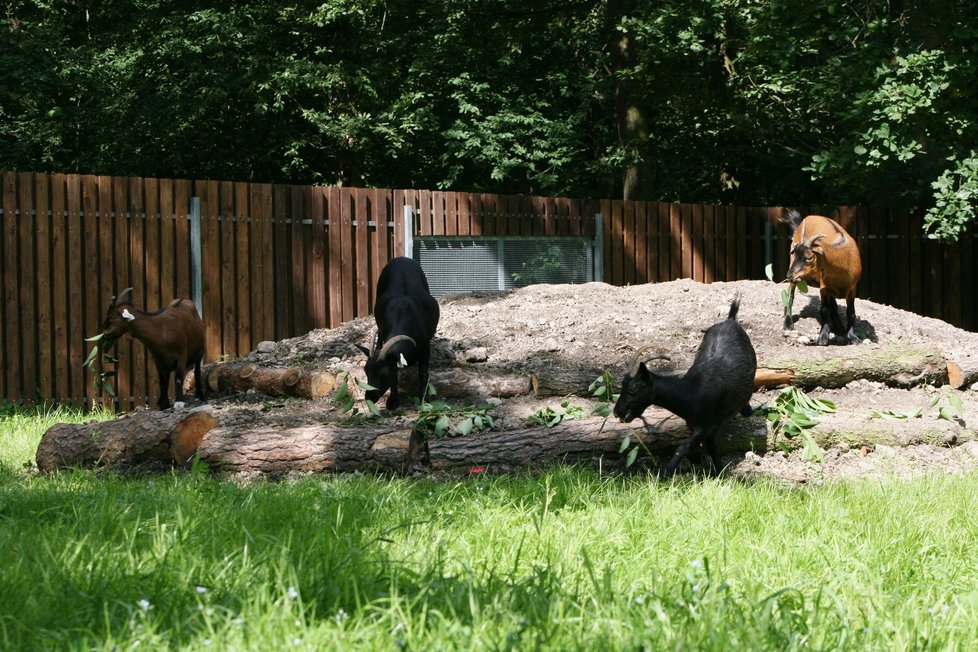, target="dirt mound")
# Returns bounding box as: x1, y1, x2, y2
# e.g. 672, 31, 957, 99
211, 279, 978, 484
